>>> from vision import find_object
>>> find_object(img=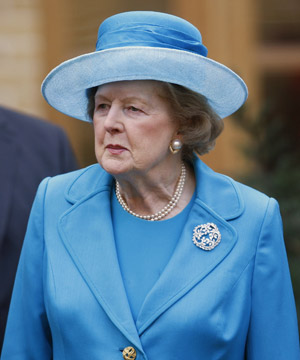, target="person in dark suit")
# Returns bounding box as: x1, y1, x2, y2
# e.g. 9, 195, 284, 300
0, 105, 78, 350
